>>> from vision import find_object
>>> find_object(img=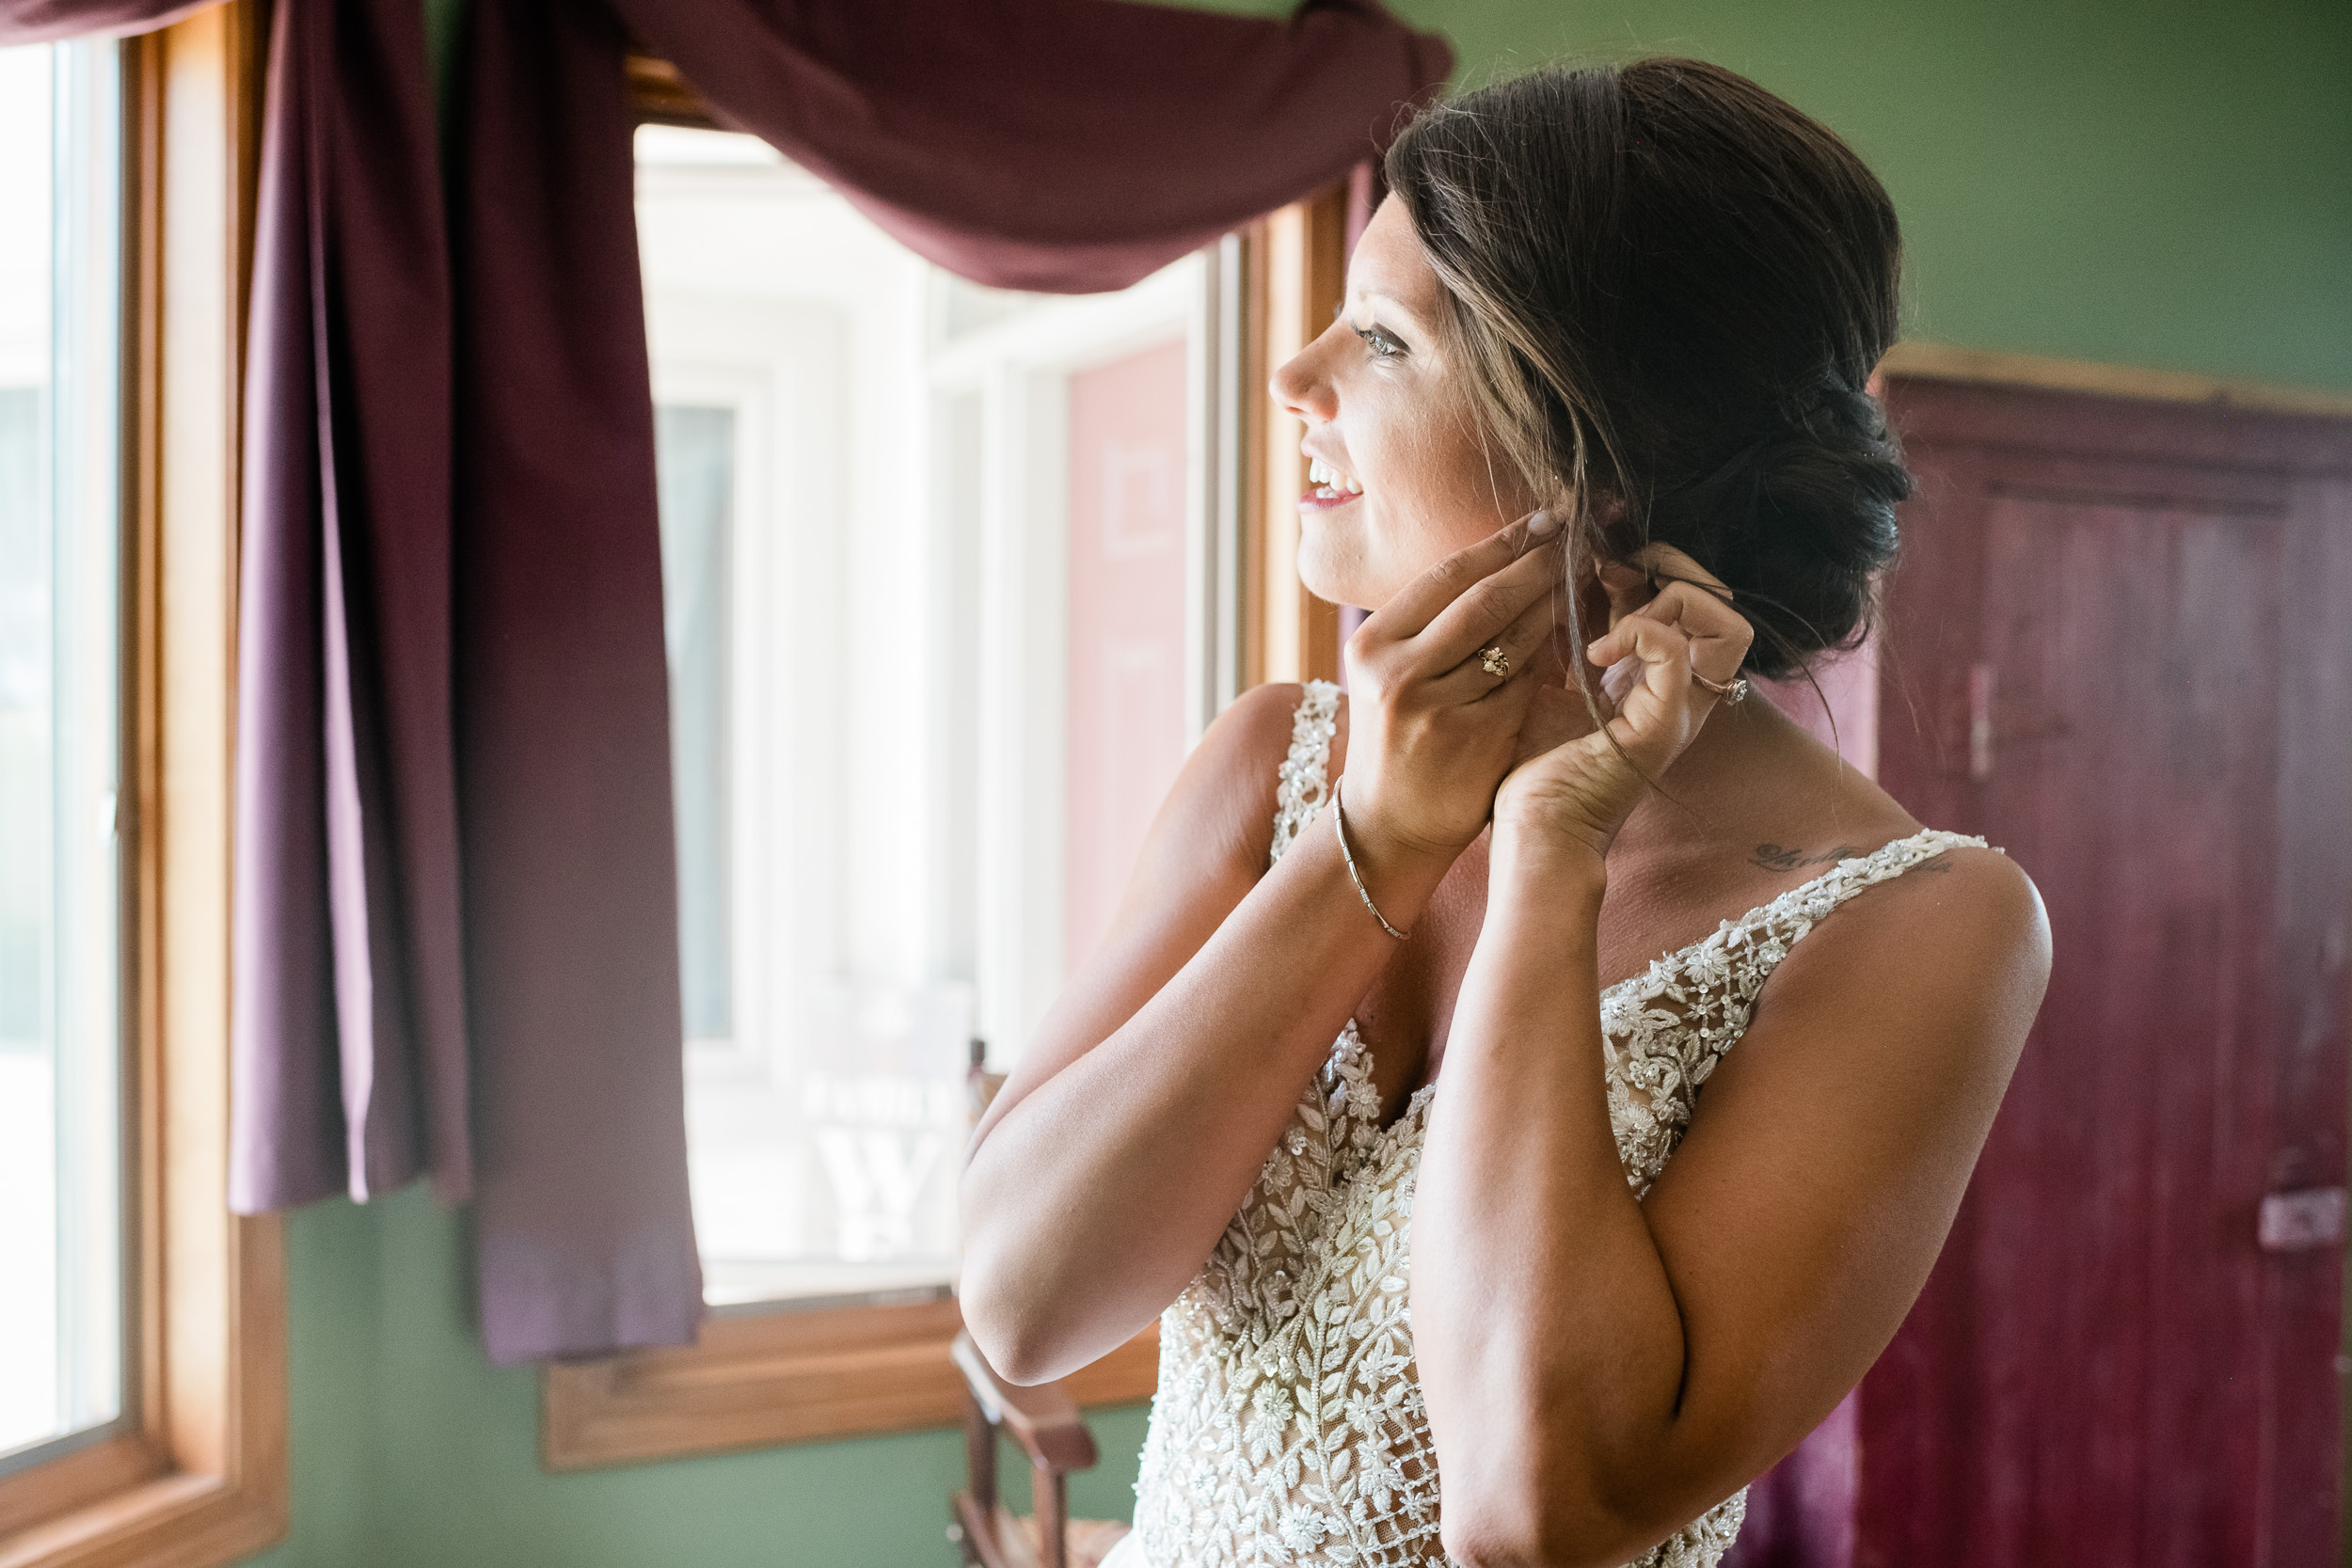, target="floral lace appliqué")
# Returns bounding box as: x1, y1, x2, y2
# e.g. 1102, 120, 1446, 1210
1131, 682, 1983, 1568
1268, 679, 1341, 864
